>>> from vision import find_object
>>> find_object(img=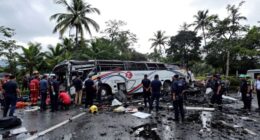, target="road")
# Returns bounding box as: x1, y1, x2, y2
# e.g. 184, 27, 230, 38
1, 91, 260, 140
